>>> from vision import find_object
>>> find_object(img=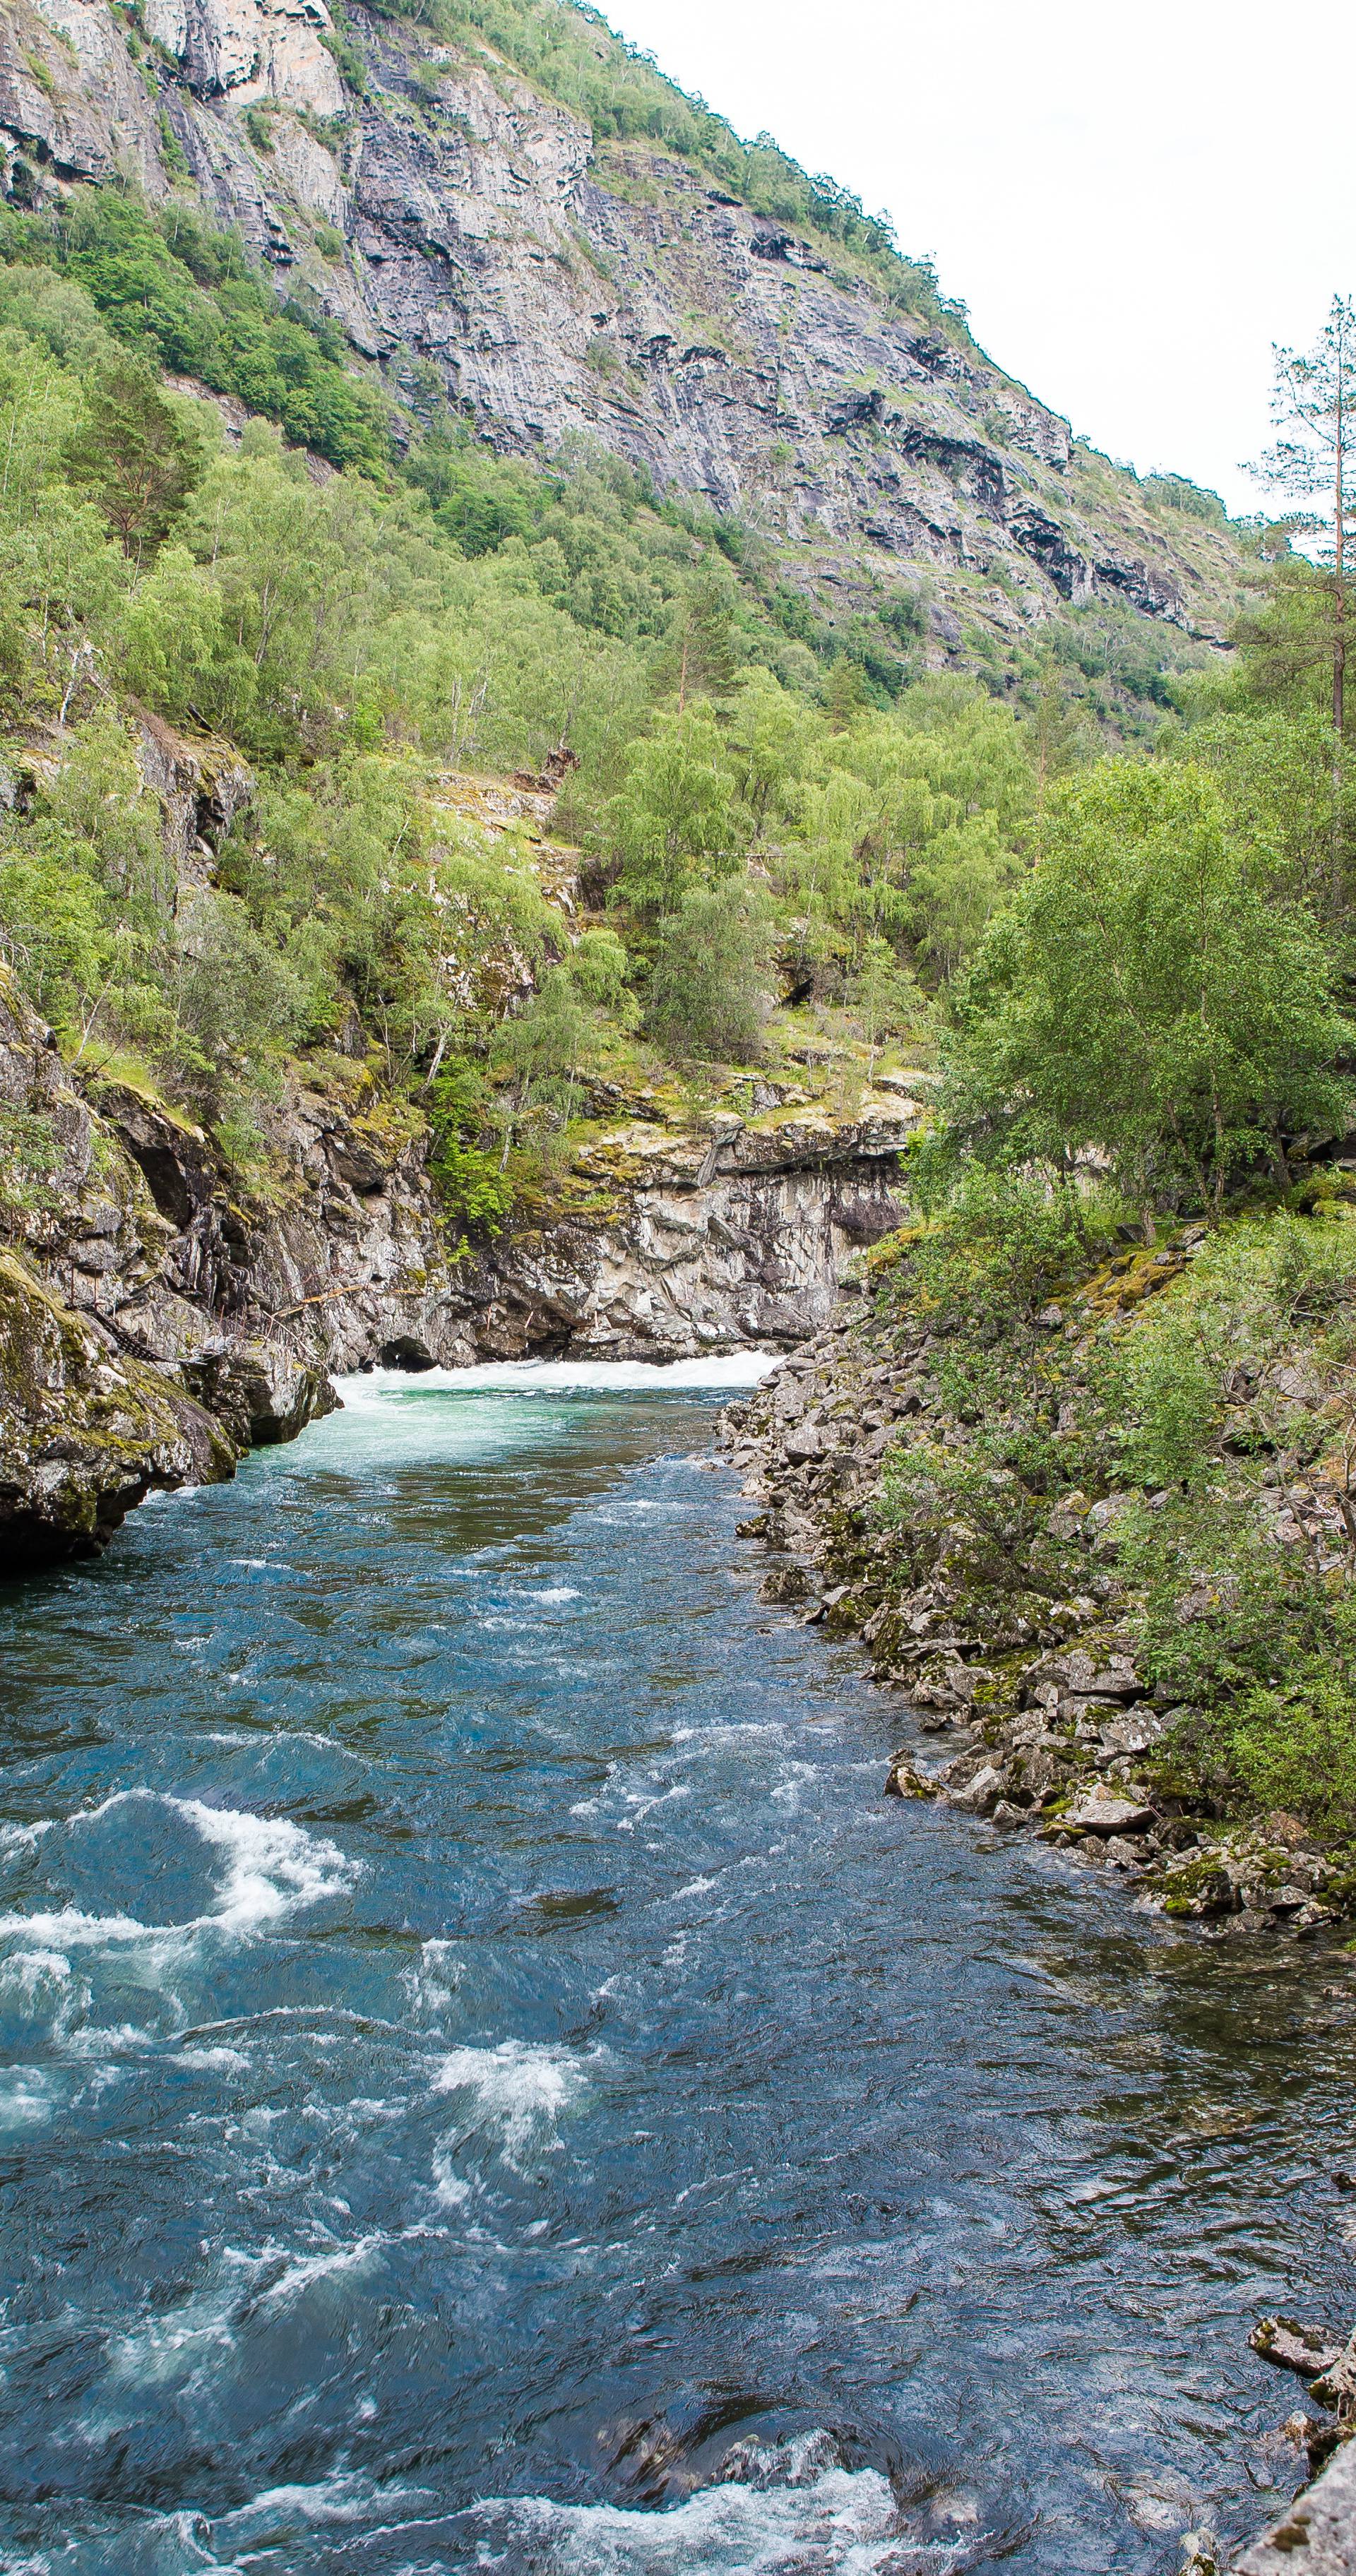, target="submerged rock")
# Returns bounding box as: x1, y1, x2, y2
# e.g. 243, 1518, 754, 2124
884, 1755, 939, 1801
